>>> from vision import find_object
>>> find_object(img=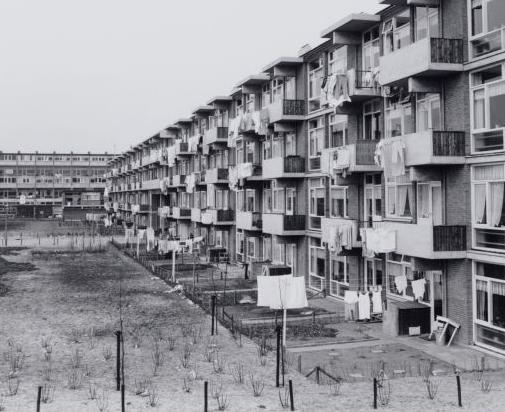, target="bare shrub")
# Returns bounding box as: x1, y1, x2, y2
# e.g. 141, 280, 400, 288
0, 394, 5, 411
102, 346, 112, 361
167, 334, 176, 351
249, 372, 264, 397
419, 359, 435, 382
83, 363, 94, 378
473, 356, 486, 381
481, 378, 493, 393
134, 378, 151, 396
283, 350, 296, 372
6, 376, 19, 396
216, 393, 229, 411
425, 377, 440, 400
88, 382, 98, 400
229, 363, 245, 384
146, 384, 159, 407
210, 379, 223, 400
42, 363, 54, 382
279, 386, 290, 408
41, 336, 54, 352
41, 382, 55, 403
256, 346, 267, 367
151, 342, 164, 376
70, 348, 83, 369
95, 389, 109, 412
213, 353, 226, 374
328, 380, 342, 396
257, 334, 270, 357
180, 344, 192, 369
69, 327, 83, 343
4, 343, 25, 375
182, 377, 192, 393
67, 368, 84, 389
376, 372, 391, 407
191, 326, 202, 345
88, 328, 97, 349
